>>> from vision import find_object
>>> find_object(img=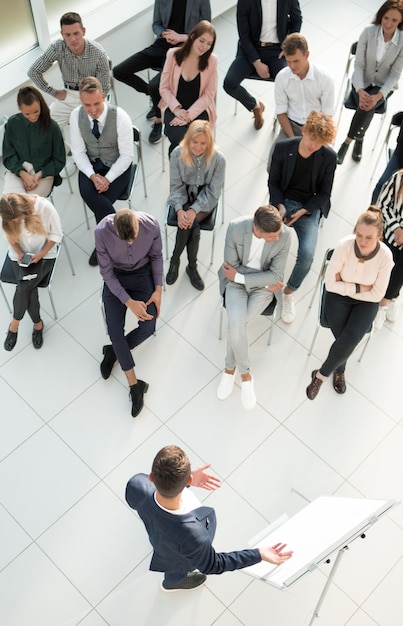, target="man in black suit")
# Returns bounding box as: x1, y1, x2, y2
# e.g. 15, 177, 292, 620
223, 0, 302, 129
126, 445, 292, 591
268, 111, 337, 323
